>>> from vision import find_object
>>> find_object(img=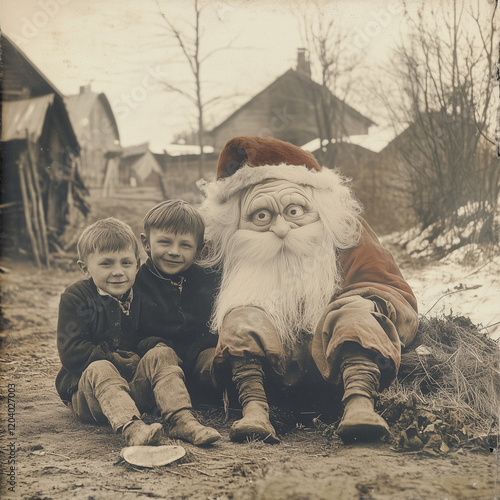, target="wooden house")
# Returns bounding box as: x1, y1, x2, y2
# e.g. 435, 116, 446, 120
208, 49, 374, 155
302, 127, 405, 234
1, 34, 88, 266
64, 85, 120, 188
373, 113, 493, 234
152, 146, 218, 202
118, 143, 165, 191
